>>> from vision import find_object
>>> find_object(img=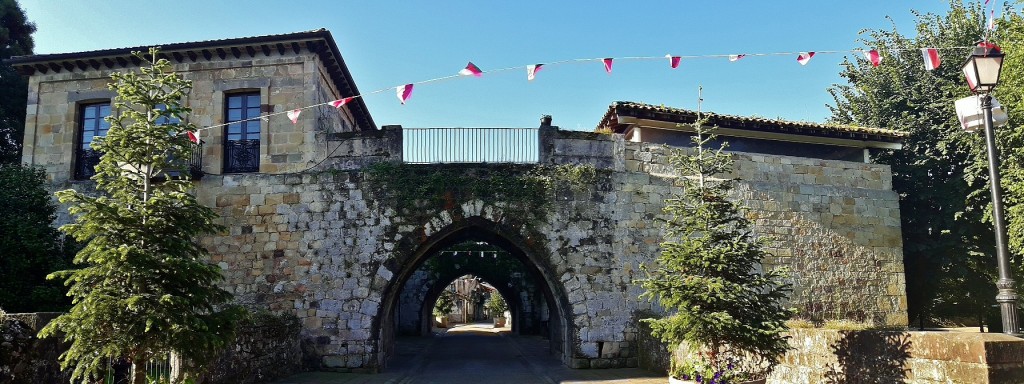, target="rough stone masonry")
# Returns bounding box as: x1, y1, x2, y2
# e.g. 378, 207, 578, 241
12, 31, 906, 371
192, 126, 906, 370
